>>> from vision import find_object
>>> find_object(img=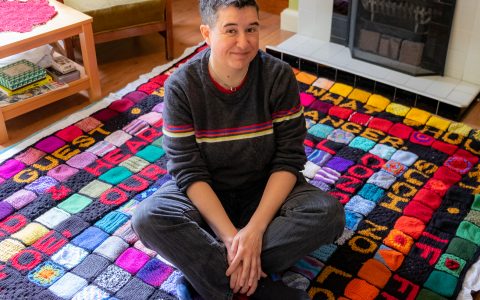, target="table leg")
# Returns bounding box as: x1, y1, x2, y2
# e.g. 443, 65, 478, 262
79, 23, 101, 102
0, 111, 9, 144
